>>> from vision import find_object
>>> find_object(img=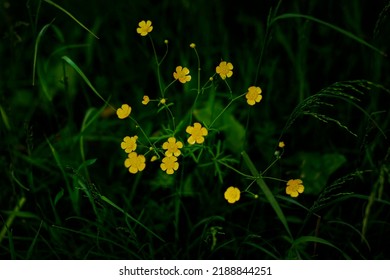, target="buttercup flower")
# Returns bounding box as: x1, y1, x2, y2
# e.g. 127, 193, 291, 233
162, 137, 183, 157
224, 186, 240, 204
278, 141, 285, 148
160, 155, 179, 175
159, 98, 167, 105
216, 61, 233, 79
186, 122, 208, 144
116, 104, 131, 119
141, 95, 150, 105
173, 66, 191, 84
150, 155, 158, 162
286, 179, 304, 198
124, 152, 146, 174
190, 43, 196, 48
136, 20, 153, 36
121, 136, 138, 153
245, 86, 262, 106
